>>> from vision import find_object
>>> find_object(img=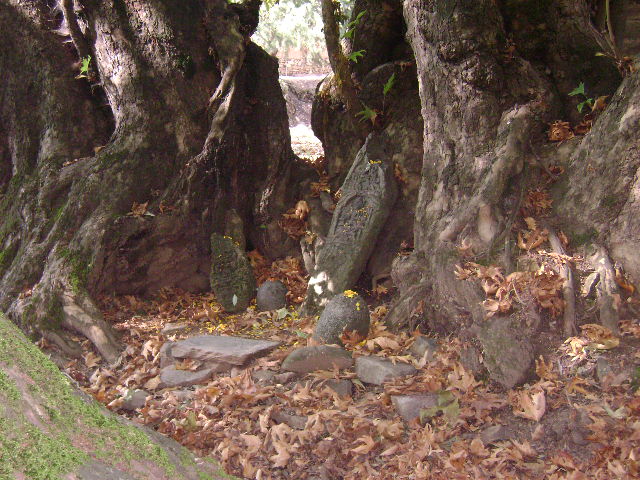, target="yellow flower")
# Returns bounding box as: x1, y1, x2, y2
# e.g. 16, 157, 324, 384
343, 290, 358, 298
